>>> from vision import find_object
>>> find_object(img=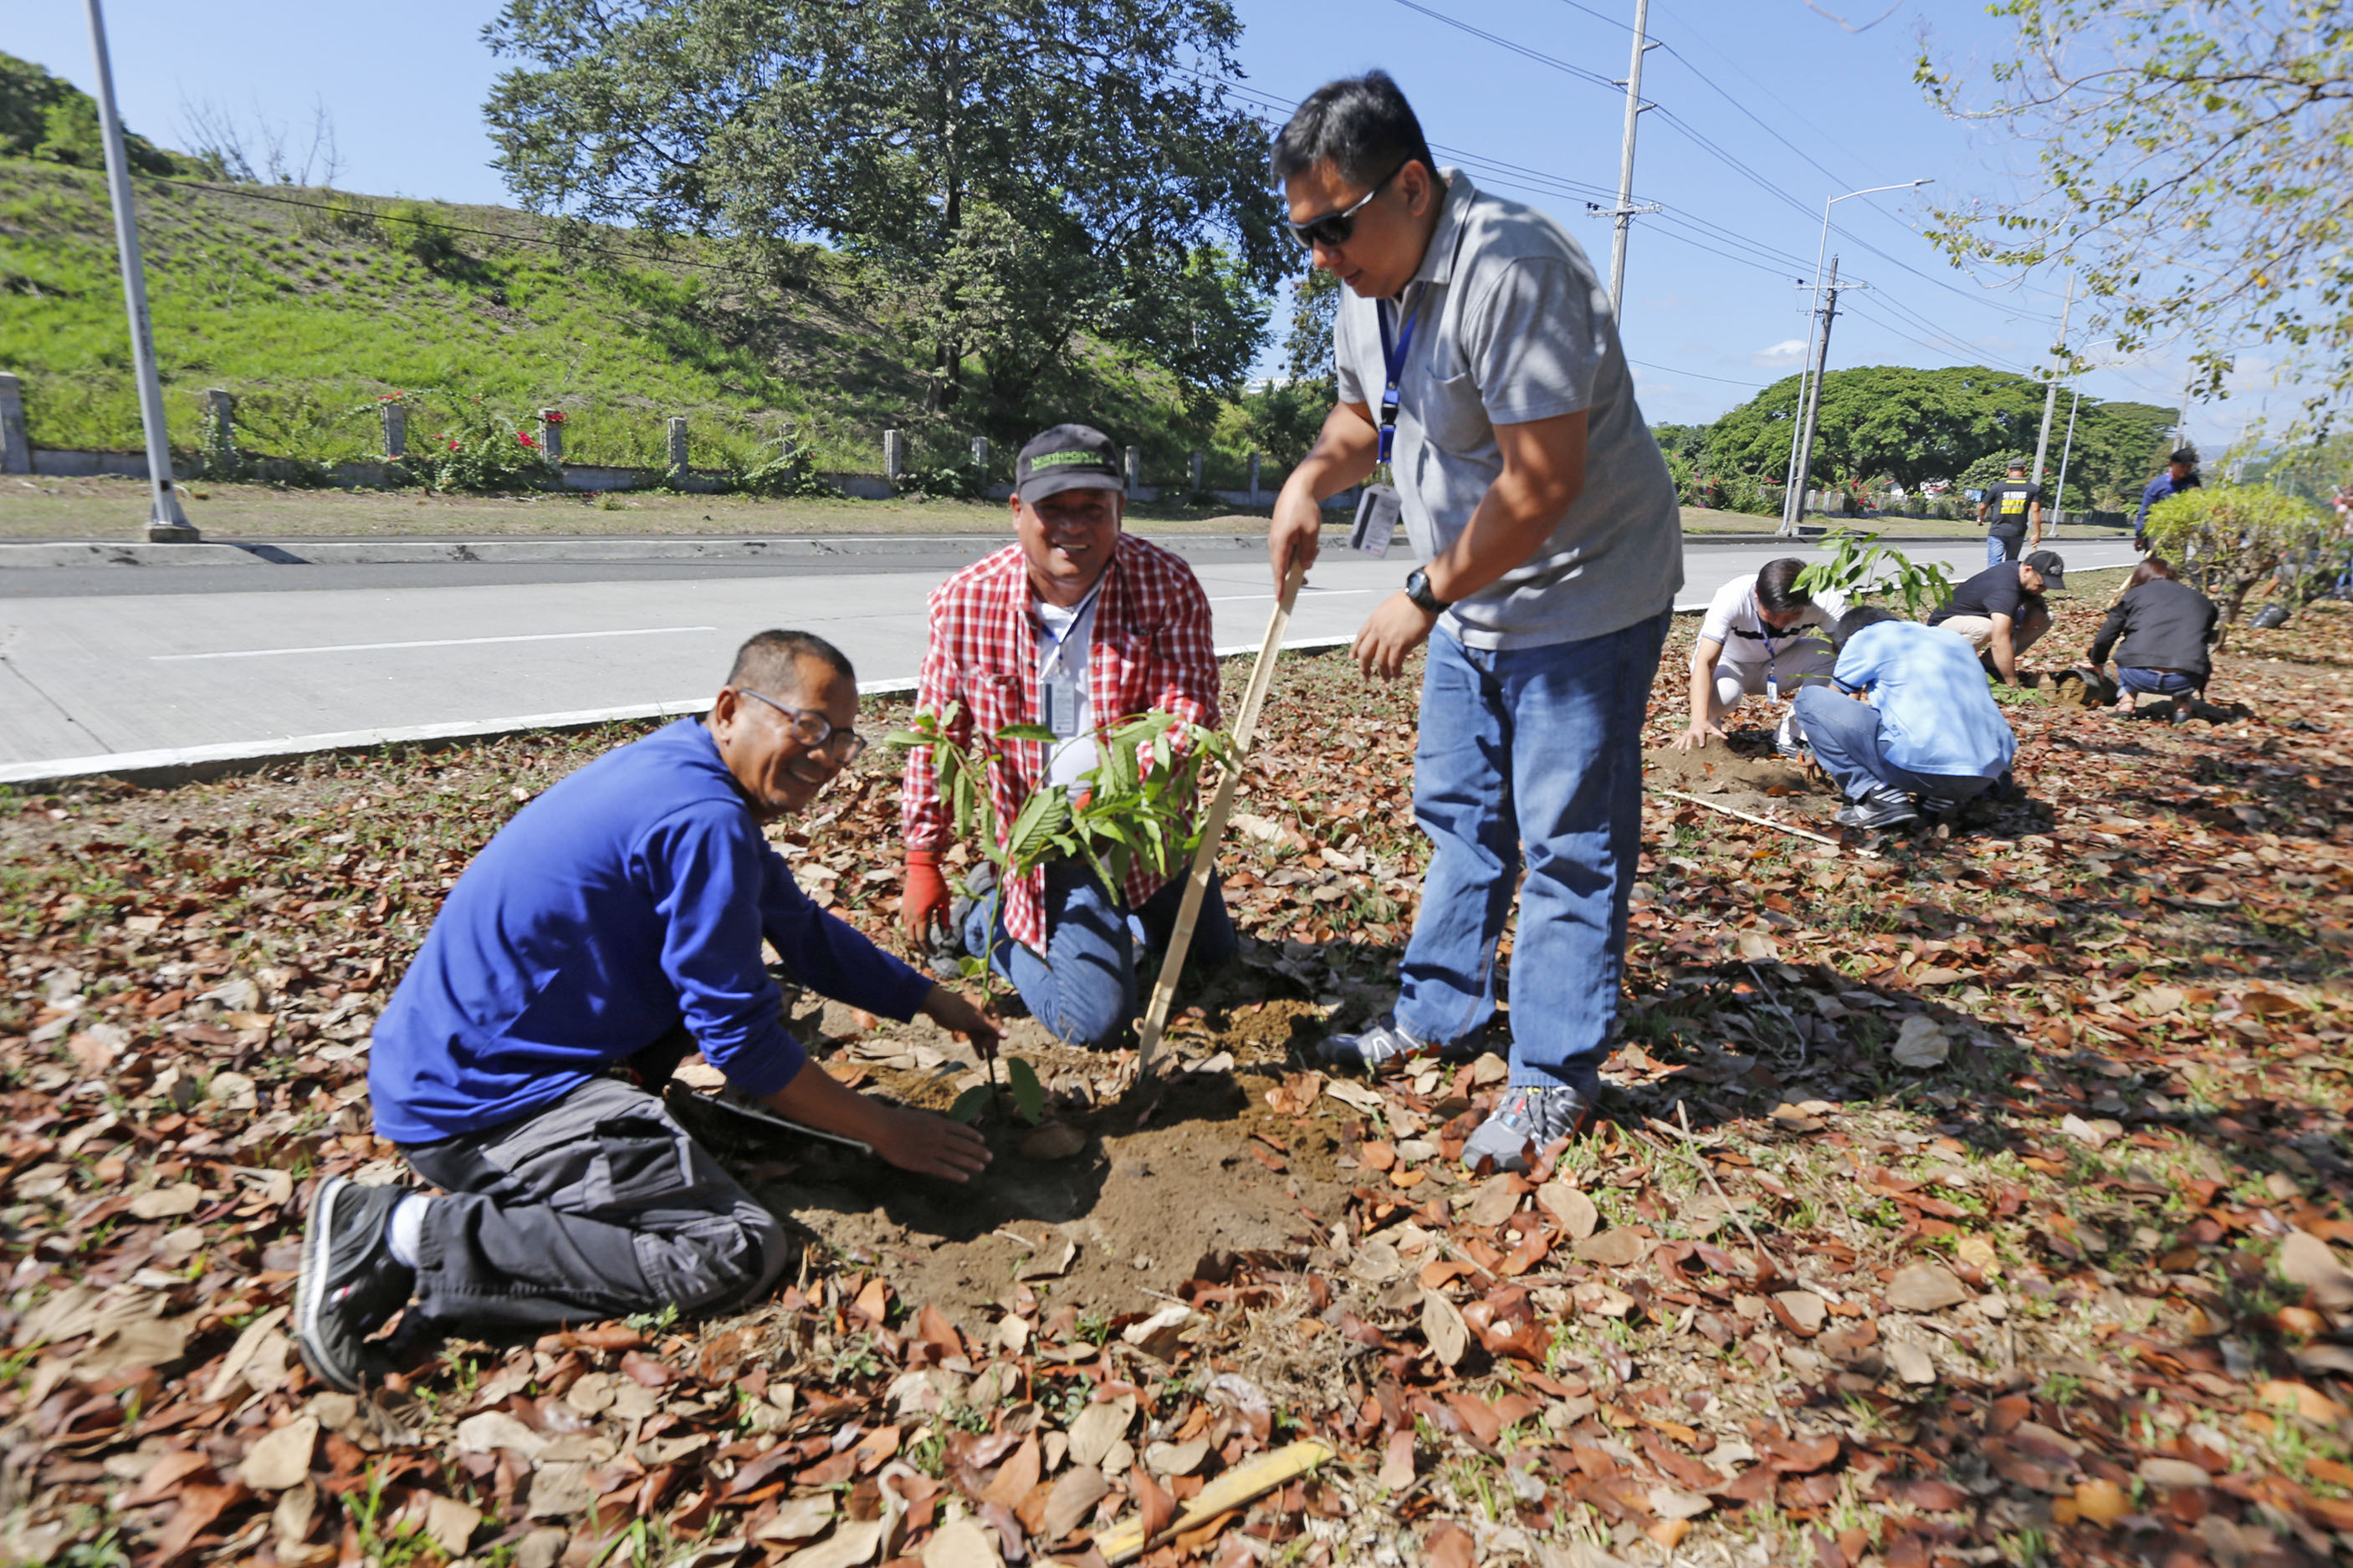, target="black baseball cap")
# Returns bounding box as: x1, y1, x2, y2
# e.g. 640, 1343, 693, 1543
1015, 424, 1124, 503
2024, 549, 2066, 589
